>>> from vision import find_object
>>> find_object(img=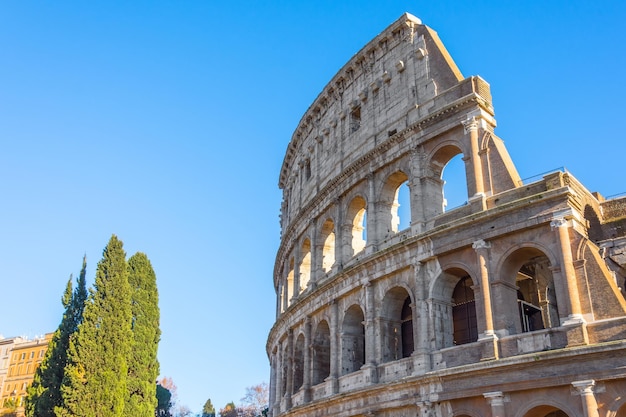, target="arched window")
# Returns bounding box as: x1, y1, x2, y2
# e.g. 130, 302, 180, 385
293, 334, 305, 392
312, 321, 331, 385
299, 239, 311, 293
341, 305, 365, 375
321, 219, 336, 273
452, 276, 478, 345
441, 153, 468, 211
380, 172, 410, 240
347, 196, 367, 256
499, 248, 559, 335
381, 287, 413, 362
